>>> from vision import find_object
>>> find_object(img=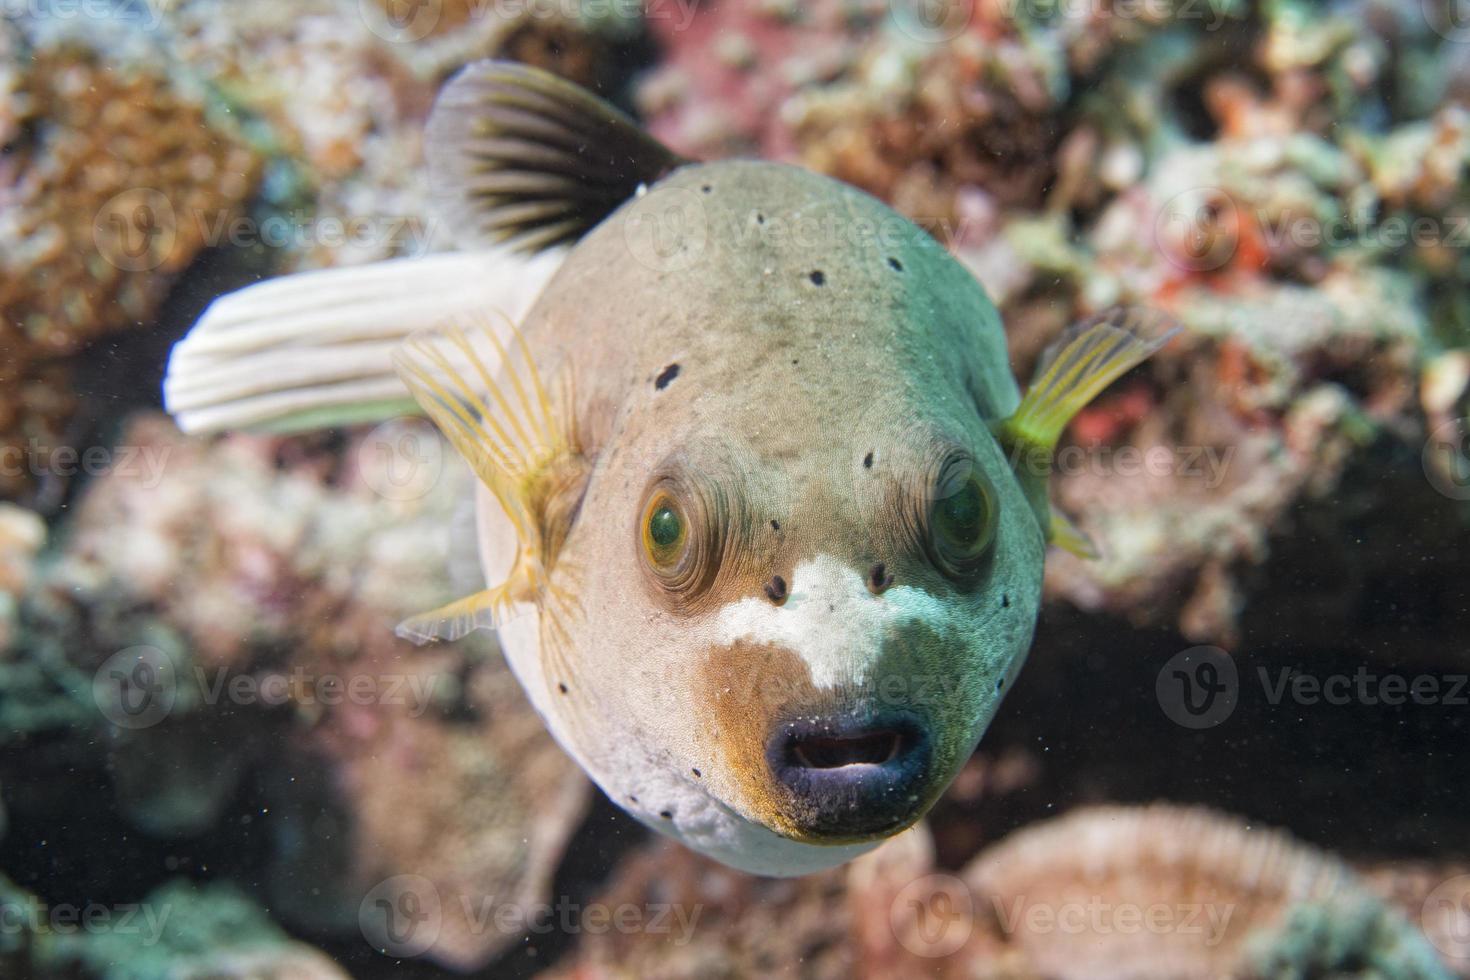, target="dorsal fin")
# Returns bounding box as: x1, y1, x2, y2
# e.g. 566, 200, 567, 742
426, 60, 689, 254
